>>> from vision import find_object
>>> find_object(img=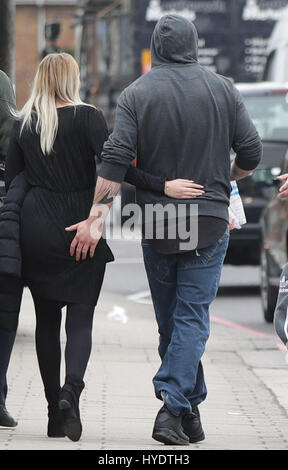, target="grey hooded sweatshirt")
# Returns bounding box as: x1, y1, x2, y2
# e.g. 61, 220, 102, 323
99, 14, 262, 223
